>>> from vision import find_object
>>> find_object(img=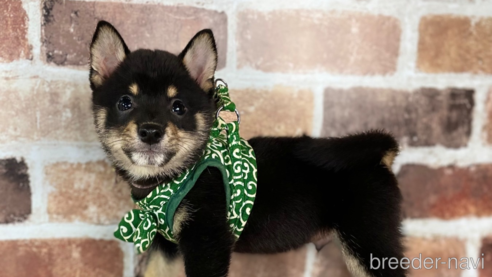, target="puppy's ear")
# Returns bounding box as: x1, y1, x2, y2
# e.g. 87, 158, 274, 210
179, 29, 218, 92
90, 21, 129, 88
